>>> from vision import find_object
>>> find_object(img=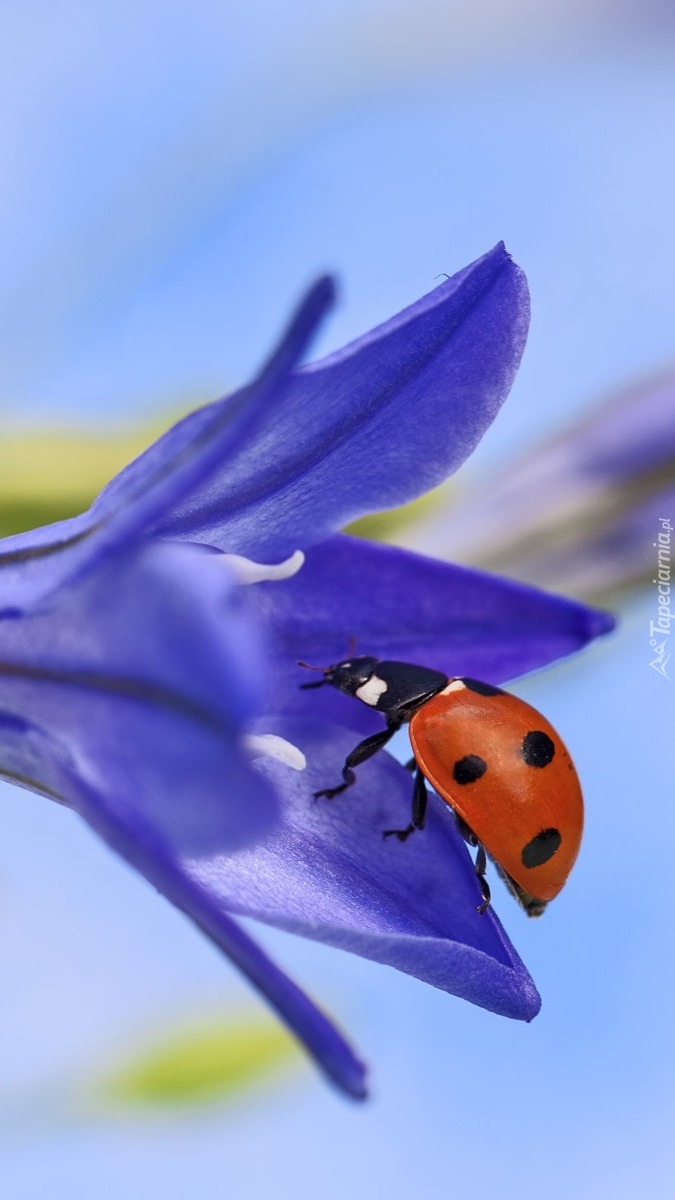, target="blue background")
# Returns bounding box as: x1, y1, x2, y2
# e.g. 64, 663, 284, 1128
0, 3, 674, 1196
